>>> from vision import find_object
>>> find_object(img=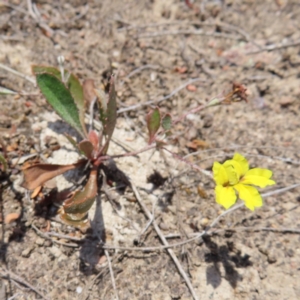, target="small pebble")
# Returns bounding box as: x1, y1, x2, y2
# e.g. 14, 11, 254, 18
21, 247, 34, 258
159, 222, 169, 231
200, 218, 209, 227
35, 237, 45, 246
